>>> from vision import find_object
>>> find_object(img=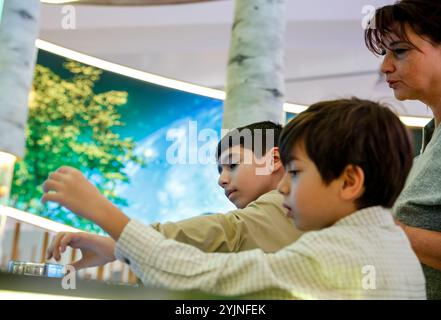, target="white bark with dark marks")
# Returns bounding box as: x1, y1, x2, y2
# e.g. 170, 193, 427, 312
223, 0, 286, 130
0, 0, 41, 158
